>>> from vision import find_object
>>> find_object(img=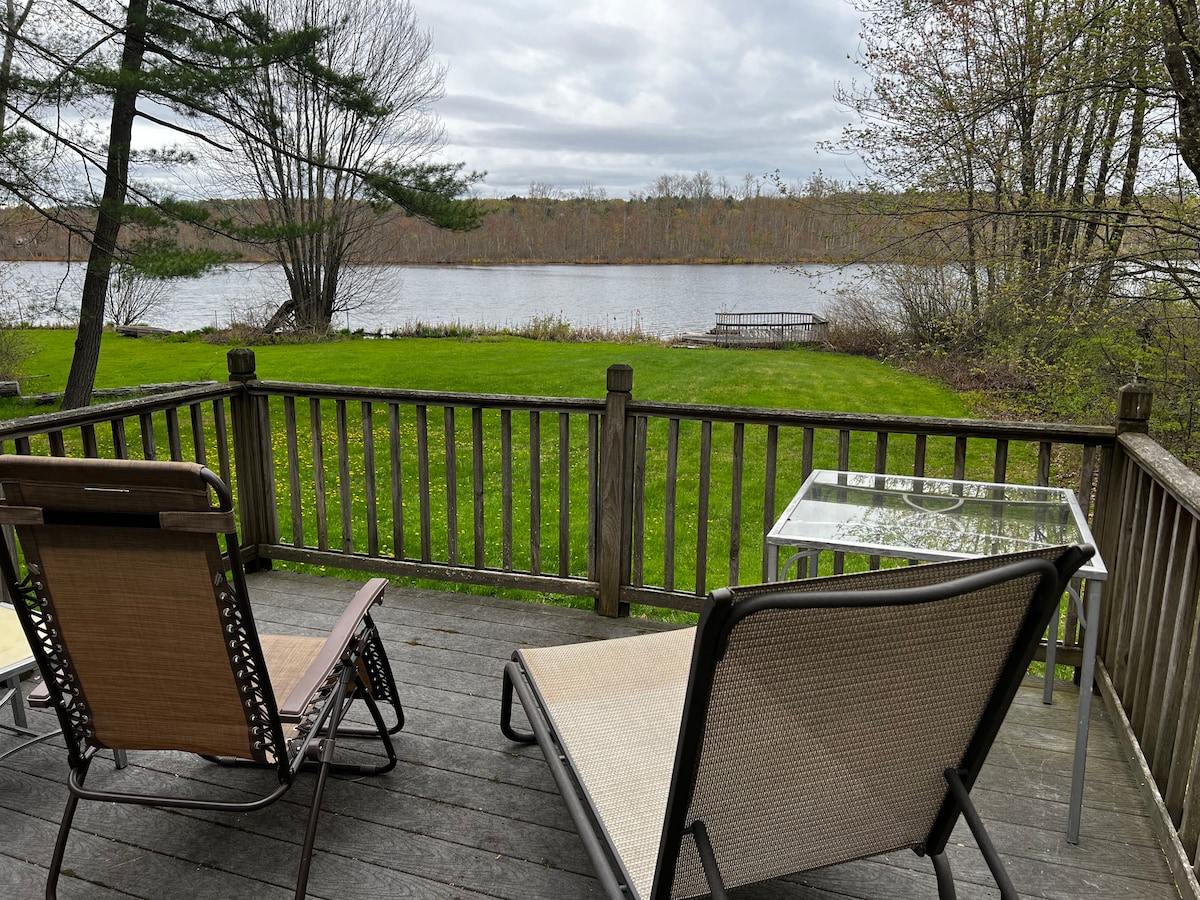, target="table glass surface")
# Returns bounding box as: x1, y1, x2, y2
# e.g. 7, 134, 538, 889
769, 470, 1106, 579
